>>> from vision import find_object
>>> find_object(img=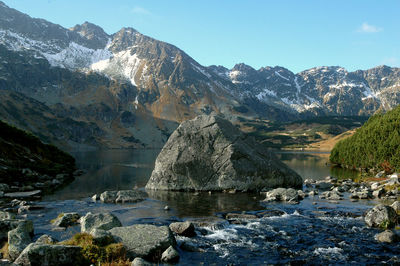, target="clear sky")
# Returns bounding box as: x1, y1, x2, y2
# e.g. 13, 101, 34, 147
2, 0, 399, 73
